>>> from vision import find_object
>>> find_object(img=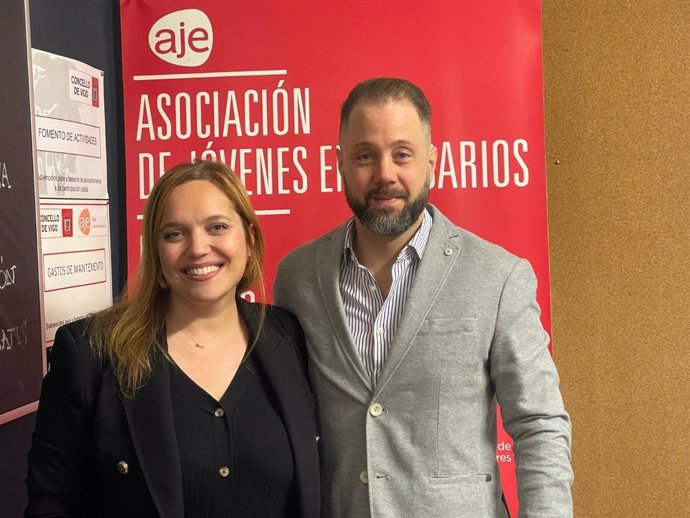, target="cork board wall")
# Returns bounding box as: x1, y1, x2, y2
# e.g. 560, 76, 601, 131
542, 2, 690, 516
